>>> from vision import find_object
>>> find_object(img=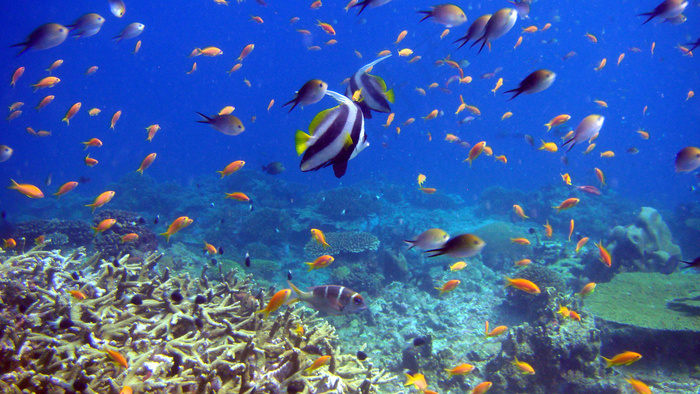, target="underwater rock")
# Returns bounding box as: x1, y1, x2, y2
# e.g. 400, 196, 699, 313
589, 207, 682, 281
304, 231, 380, 258
475, 221, 532, 270
12, 219, 92, 248
483, 317, 612, 394
585, 271, 700, 371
